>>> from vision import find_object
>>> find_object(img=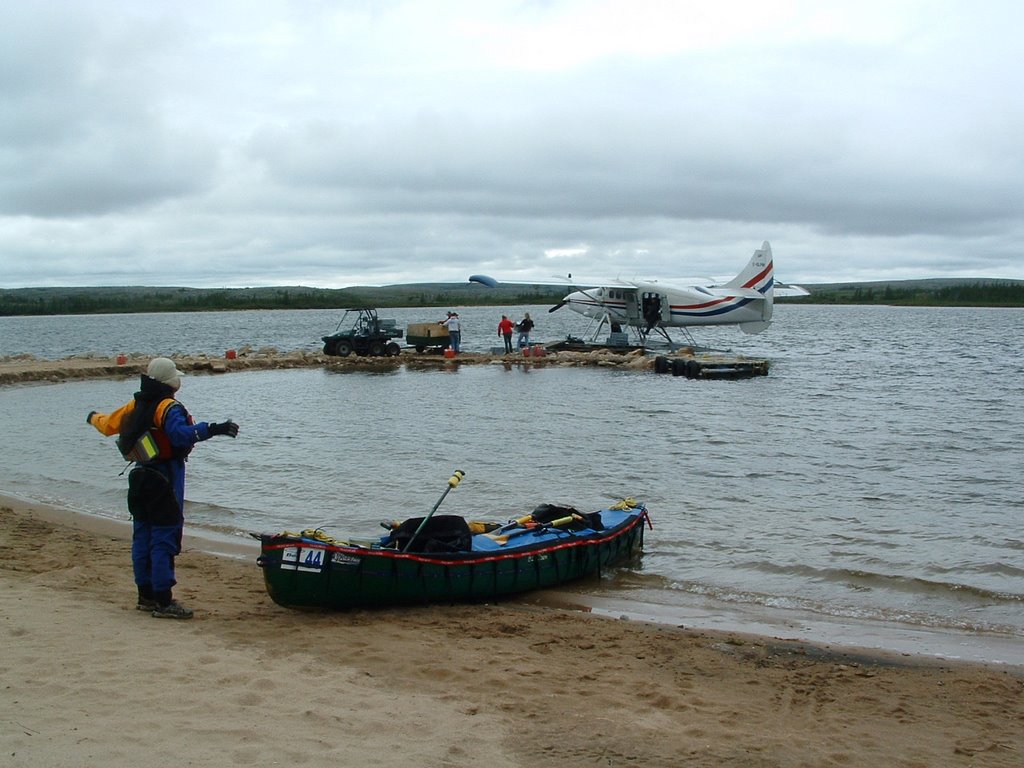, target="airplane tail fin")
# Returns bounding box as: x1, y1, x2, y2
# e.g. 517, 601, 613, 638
725, 241, 774, 328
